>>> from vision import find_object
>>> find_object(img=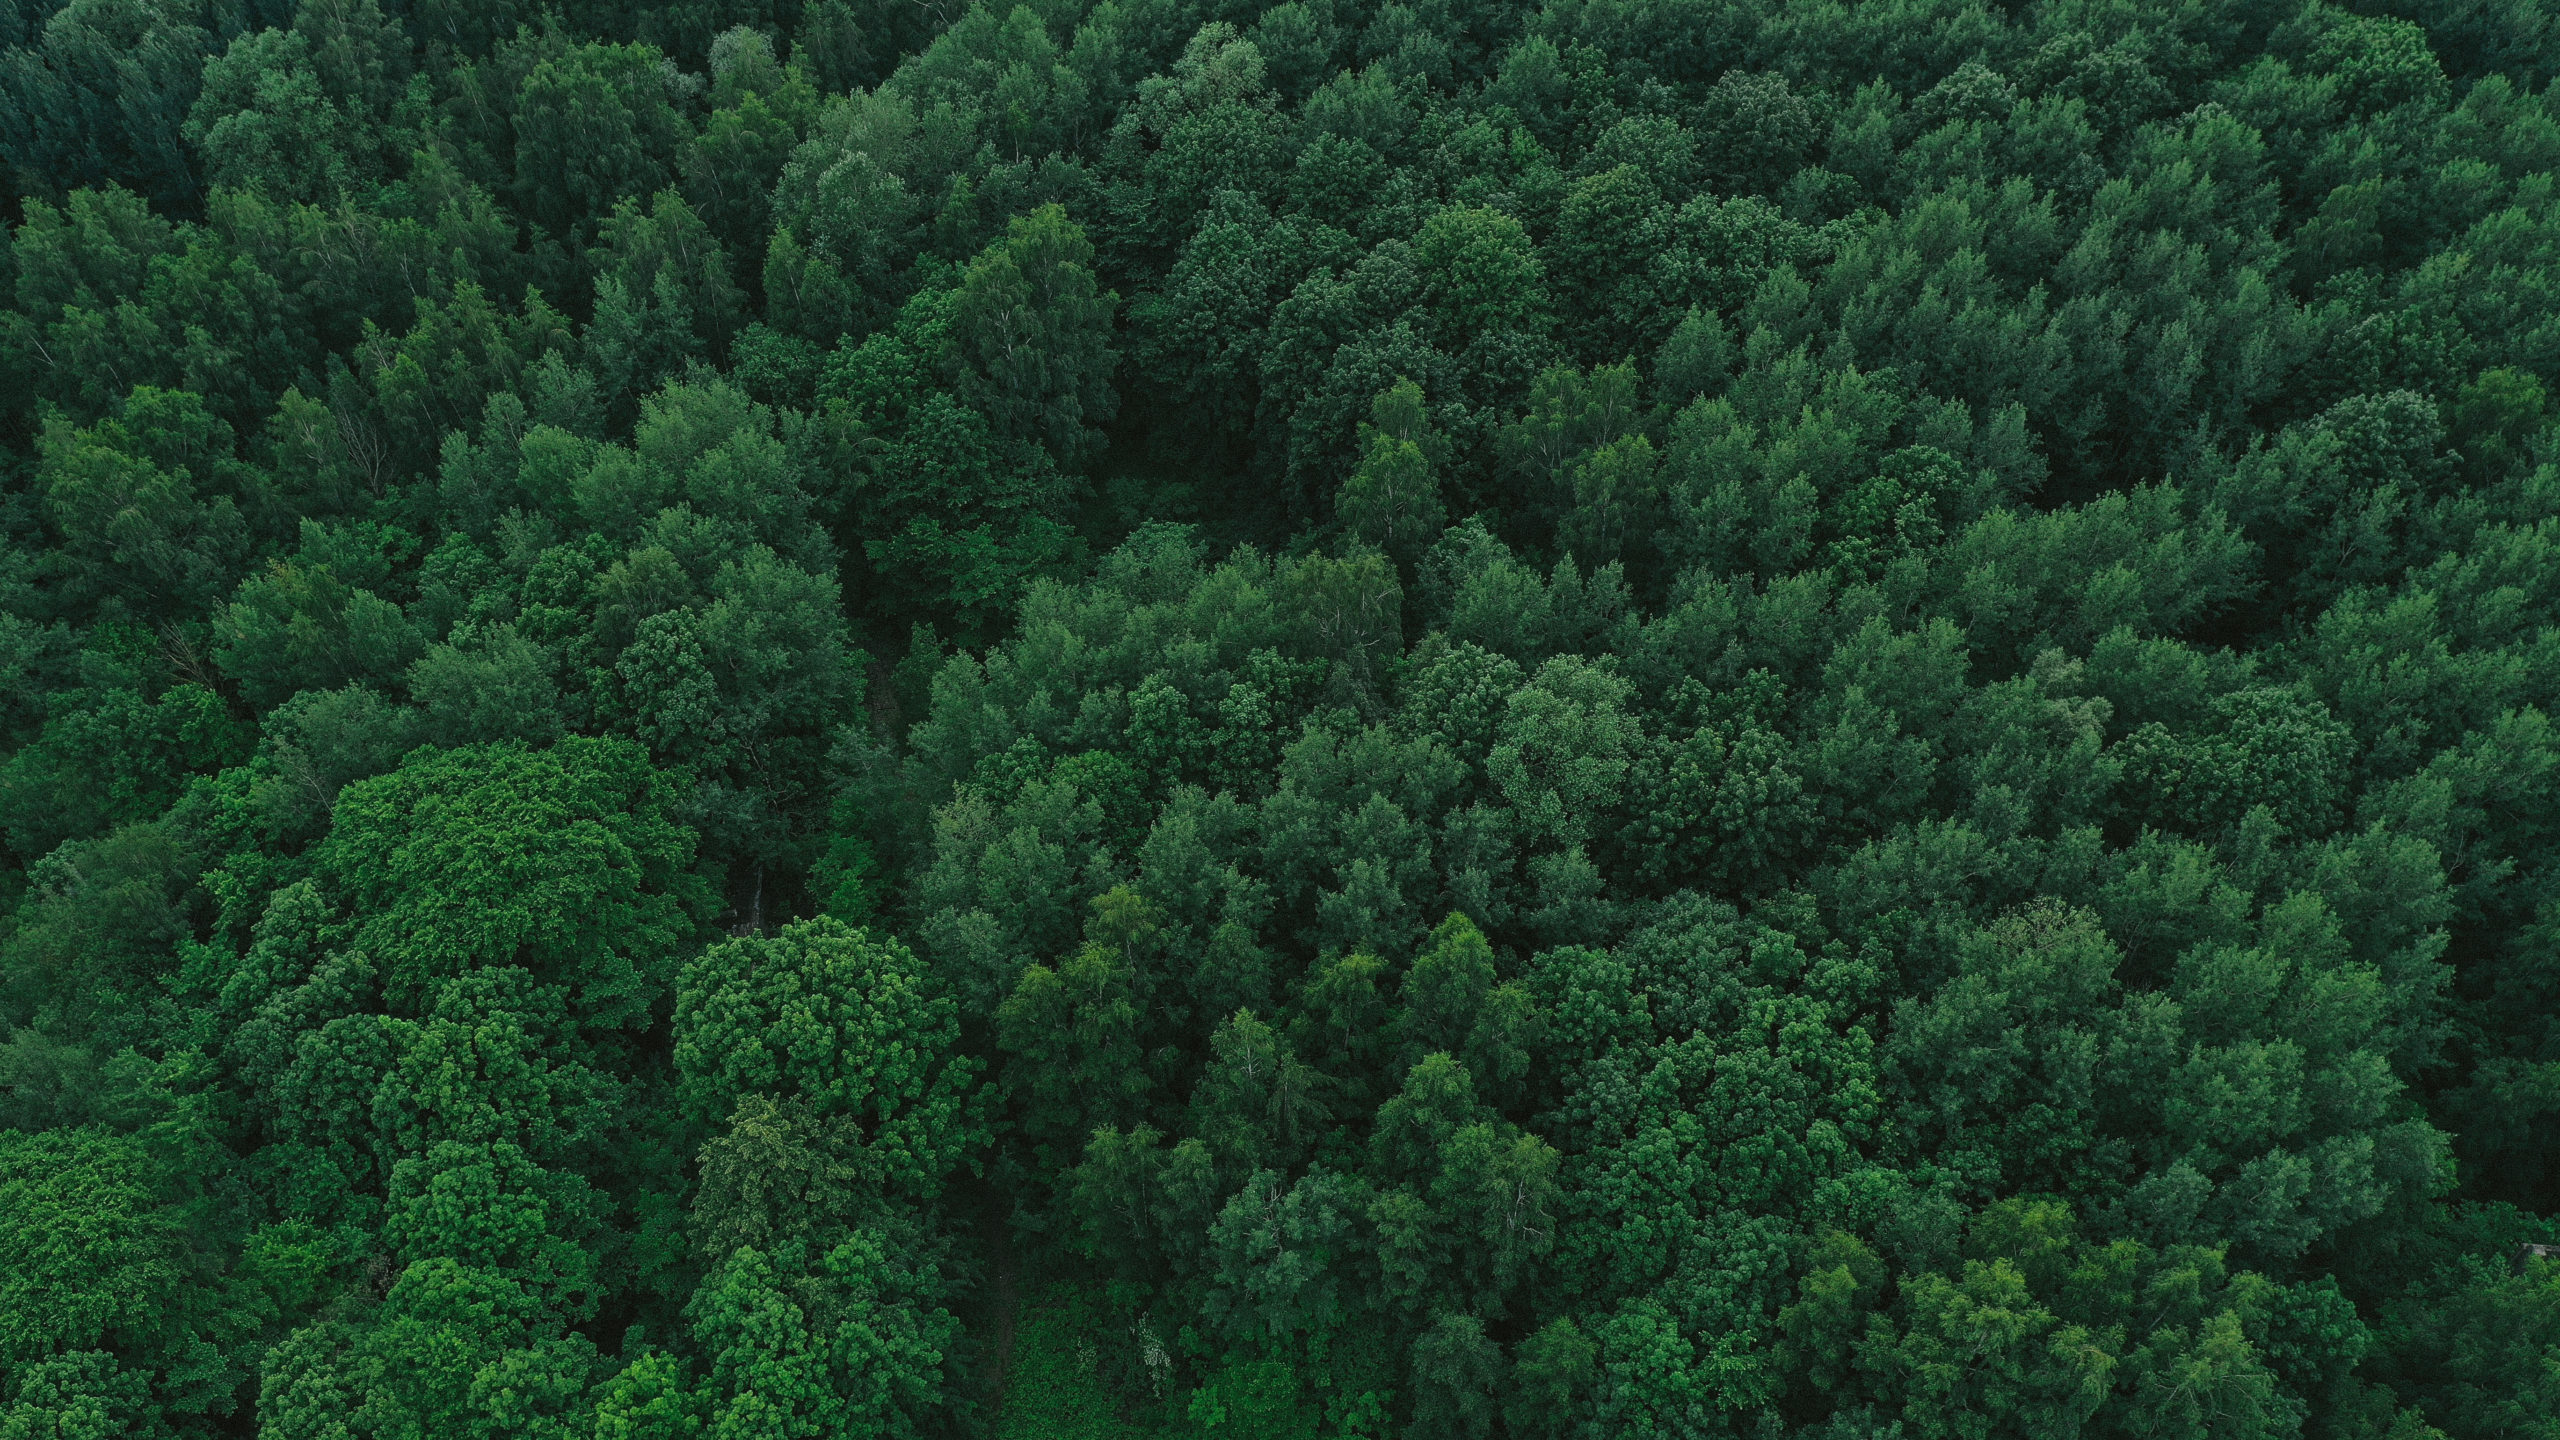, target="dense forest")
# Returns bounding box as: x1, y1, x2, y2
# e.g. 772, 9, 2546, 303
4, 0, 2560, 1434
